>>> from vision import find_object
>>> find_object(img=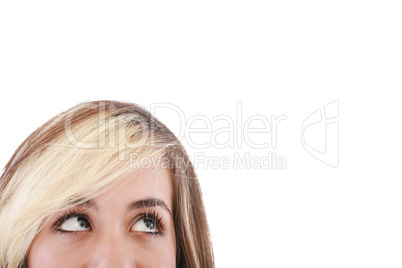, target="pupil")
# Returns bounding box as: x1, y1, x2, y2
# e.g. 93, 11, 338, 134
144, 219, 154, 229
77, 217, 87, 228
